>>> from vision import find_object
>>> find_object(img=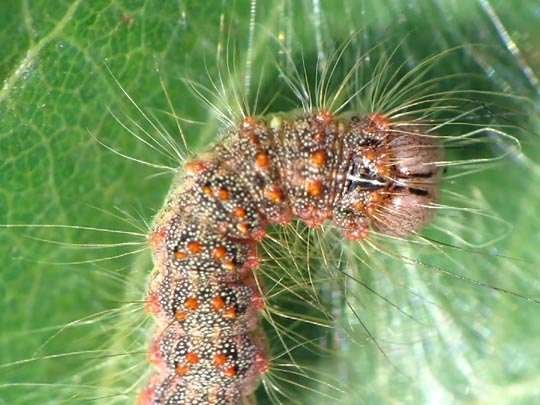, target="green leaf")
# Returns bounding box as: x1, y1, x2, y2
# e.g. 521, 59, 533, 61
1, 1, 539, 404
